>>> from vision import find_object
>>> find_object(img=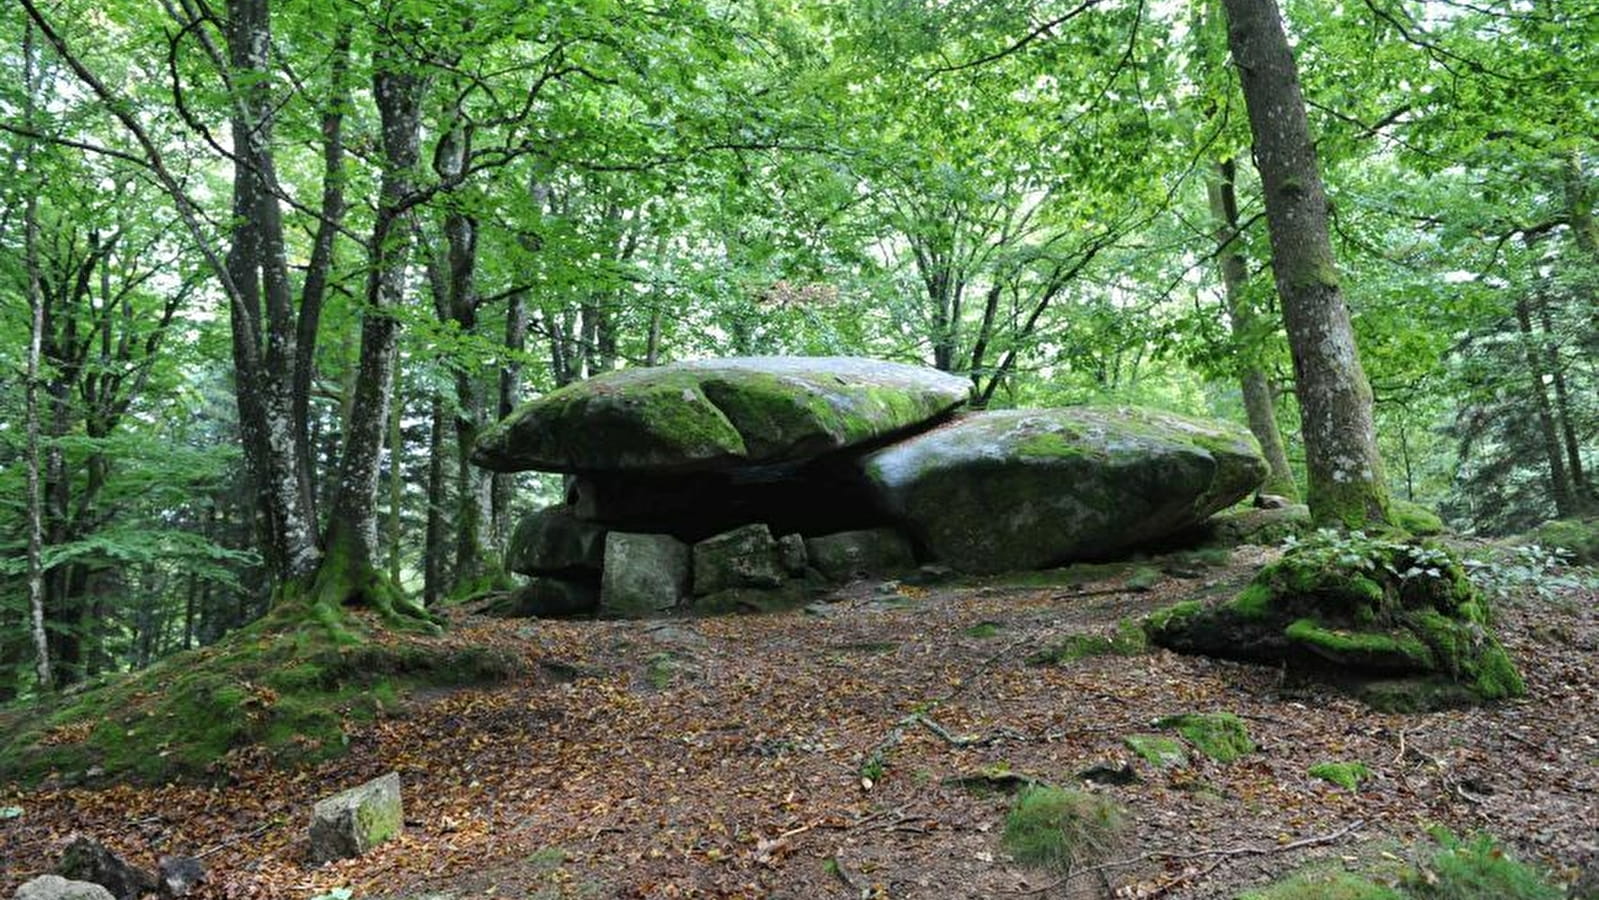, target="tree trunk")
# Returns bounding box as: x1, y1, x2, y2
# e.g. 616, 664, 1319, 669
1538, 299, 1592, 510
292, 23, 352, 521
424, 394, 452, 607
1222, 0, 1388, 528
1516, 296, 1574, 517
492, 290, 529, 546
312, 25, 436, 627
225, 0, 320, 584
22, 21, 52, 691
1207, 158, 1298, 499
434, 91, 495, 591
387, 359, 406, 584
